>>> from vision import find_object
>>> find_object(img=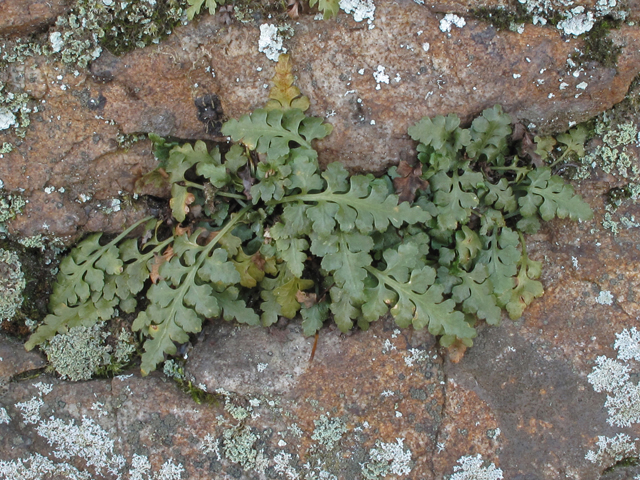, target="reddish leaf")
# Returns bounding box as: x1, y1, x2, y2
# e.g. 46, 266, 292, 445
393, 161, 429, 203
